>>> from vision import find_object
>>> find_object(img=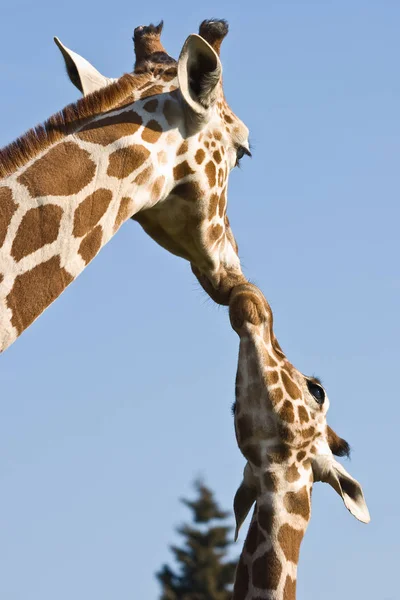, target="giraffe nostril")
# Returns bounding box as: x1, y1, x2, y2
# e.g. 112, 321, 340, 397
307, 380, 325, 405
